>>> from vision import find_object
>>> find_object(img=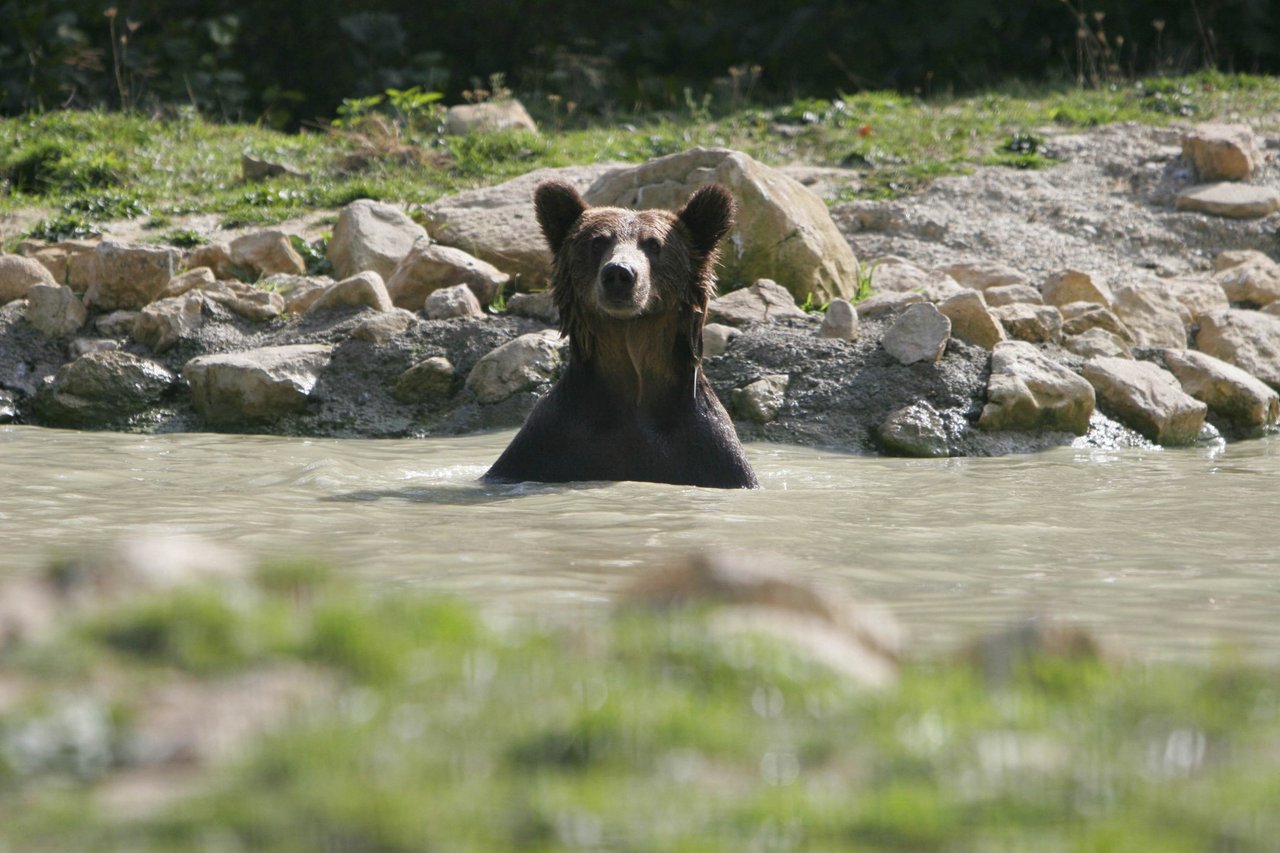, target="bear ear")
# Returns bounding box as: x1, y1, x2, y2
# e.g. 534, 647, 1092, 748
534, 180, 589, 255
677, 183, 735, 257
